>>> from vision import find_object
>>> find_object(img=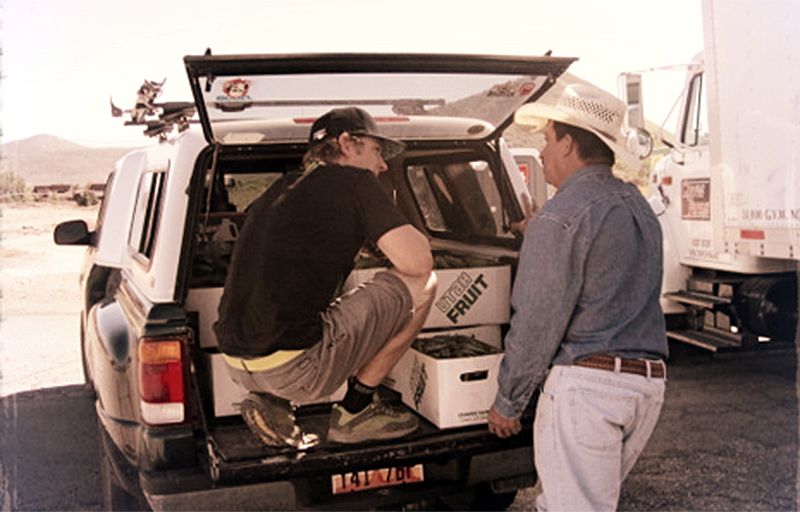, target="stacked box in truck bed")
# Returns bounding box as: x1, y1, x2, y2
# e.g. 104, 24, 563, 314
344, 262, 511, 329
186, 256, 511, 424
386, 333, 503, 428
